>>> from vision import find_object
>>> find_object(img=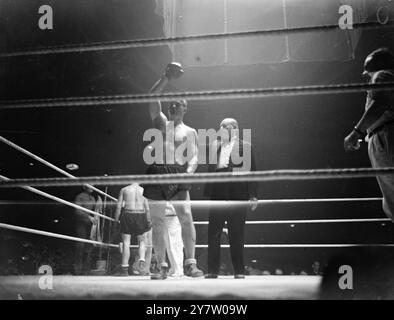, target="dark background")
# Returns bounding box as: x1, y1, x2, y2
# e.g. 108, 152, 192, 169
0, 0, 394, 274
